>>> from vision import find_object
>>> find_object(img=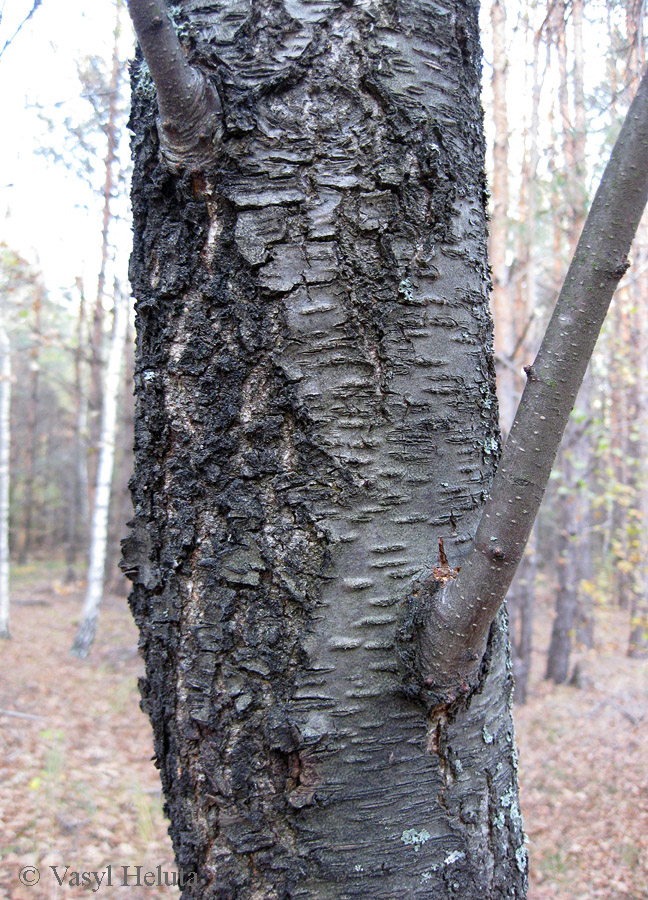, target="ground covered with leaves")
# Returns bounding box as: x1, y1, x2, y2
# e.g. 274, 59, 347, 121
0, 570, 646, 899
